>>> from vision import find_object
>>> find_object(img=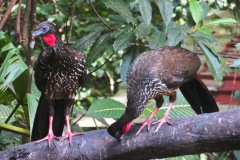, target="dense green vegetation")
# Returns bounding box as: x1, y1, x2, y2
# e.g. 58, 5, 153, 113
0, 0, 239, 158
